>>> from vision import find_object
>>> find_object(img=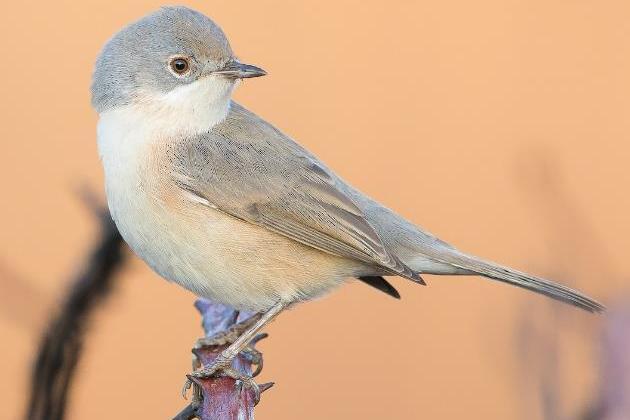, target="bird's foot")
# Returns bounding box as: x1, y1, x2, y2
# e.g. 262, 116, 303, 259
182, 313, 270, 403
183, 357, 262, 403
193, 314, 267, 377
